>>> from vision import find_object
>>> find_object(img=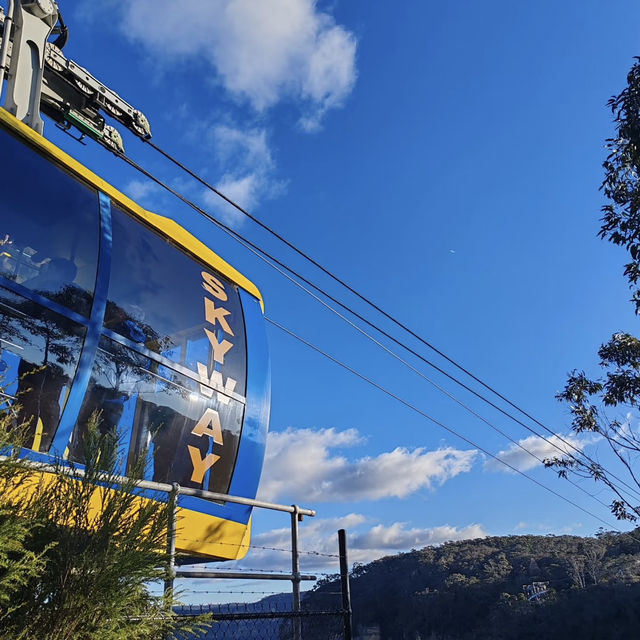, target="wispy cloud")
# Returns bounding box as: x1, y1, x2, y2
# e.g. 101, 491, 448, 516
201, 124, 285, 226
258, 427, 478, 503
229, 516, 487, 571
485, 433, 597, 473
514, 521, 583, 534
212, 126, 274, 171
124, 179, 162, 206
350, 522, 487, 553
